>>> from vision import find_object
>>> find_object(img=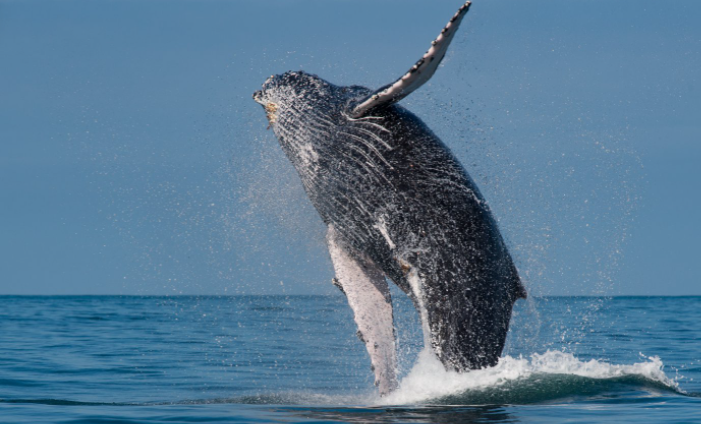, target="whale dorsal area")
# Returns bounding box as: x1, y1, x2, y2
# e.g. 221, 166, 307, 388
326, 225, 398, 396
350, 1, 472, 118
